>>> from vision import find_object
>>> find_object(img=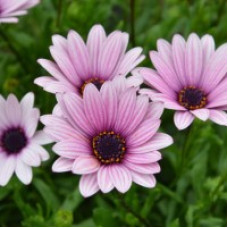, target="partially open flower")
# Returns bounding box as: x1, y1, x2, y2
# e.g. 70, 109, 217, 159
139, 33, 227, 130
0, 93, 51, 186
35, 24, 145, 95
0, 0, 40, 23
41, 77, 173, 197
